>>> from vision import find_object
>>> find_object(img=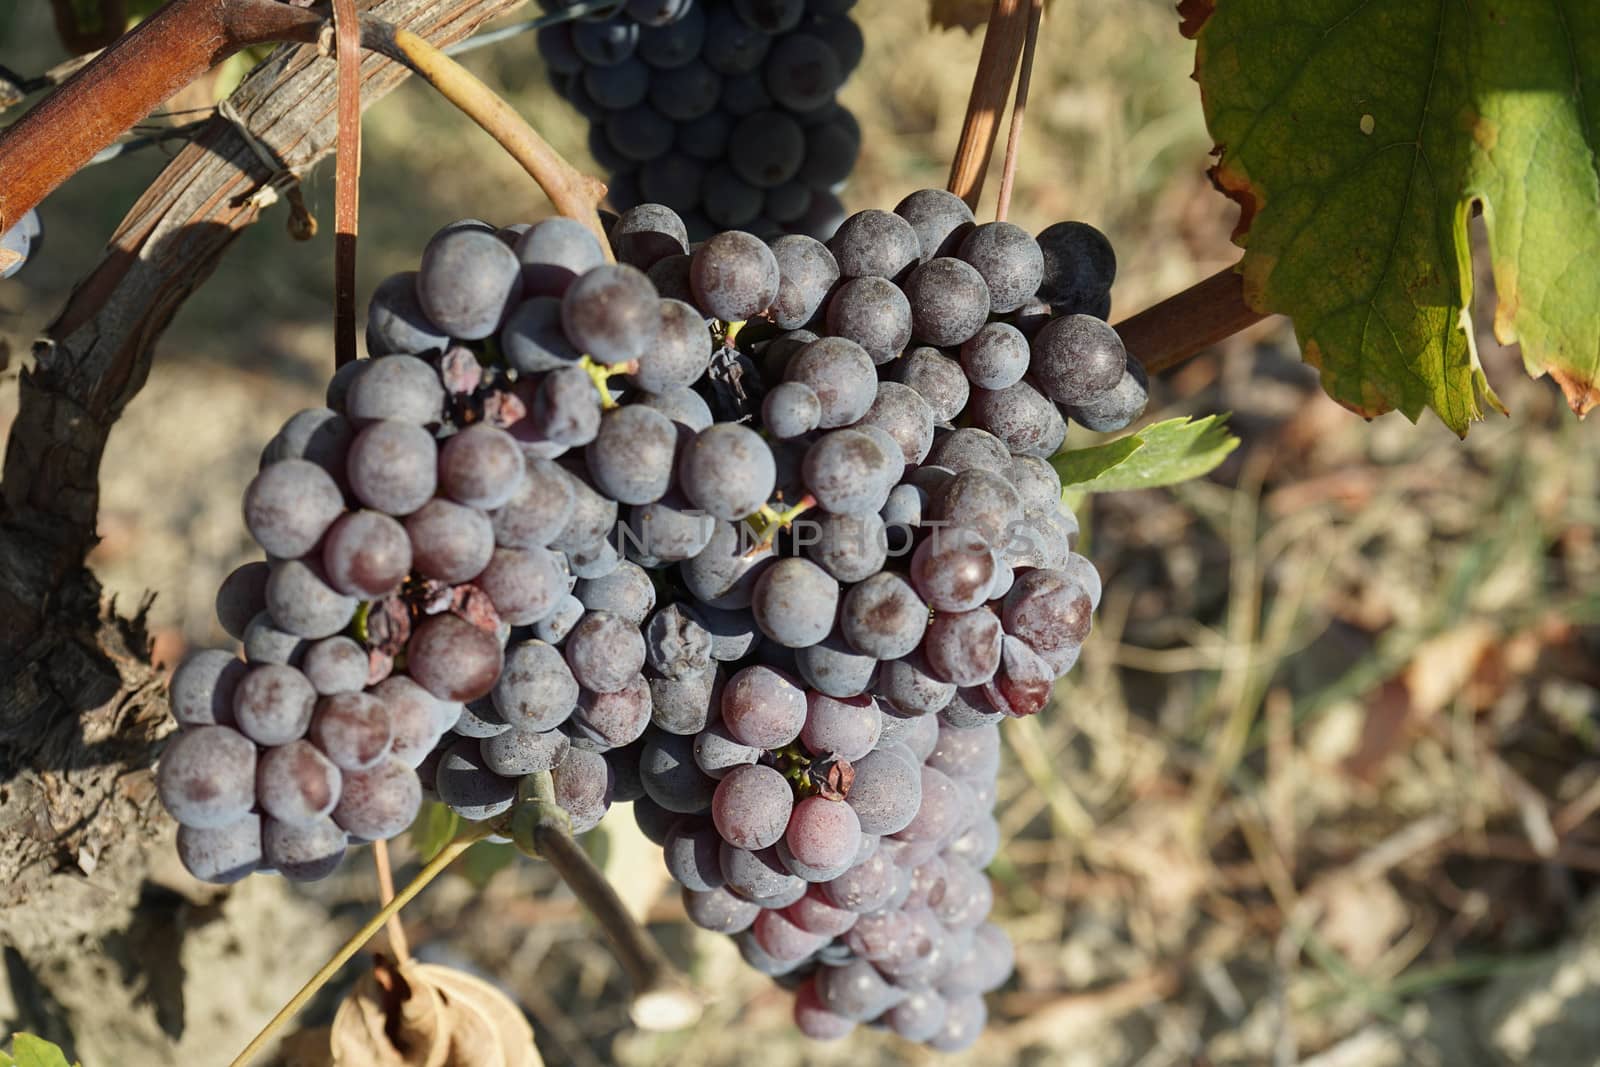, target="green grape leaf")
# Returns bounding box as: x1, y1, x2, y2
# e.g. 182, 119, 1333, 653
1049, 433, 1147, 488
1052, 415, 1239, 493
409, 801, 460, 863
2, 1034, 78, 1067
460, 841, 516, 889
1187, 0, 1600, 432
